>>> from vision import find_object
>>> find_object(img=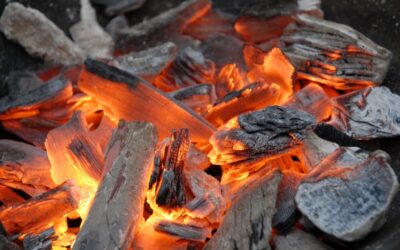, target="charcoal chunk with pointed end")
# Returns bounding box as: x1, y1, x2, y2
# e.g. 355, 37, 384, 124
274, 230, 332, 250
154, 220, 211, 242
209, 106, 316, 165
296, 149, 399, 241
329, 86, 400, 140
